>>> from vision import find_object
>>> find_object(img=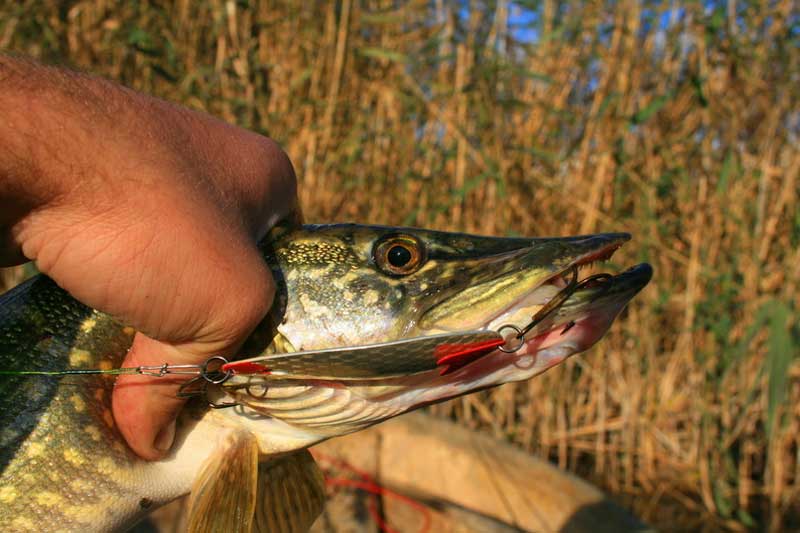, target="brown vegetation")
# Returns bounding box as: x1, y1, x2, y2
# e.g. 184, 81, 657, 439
1, 1, 797, 530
